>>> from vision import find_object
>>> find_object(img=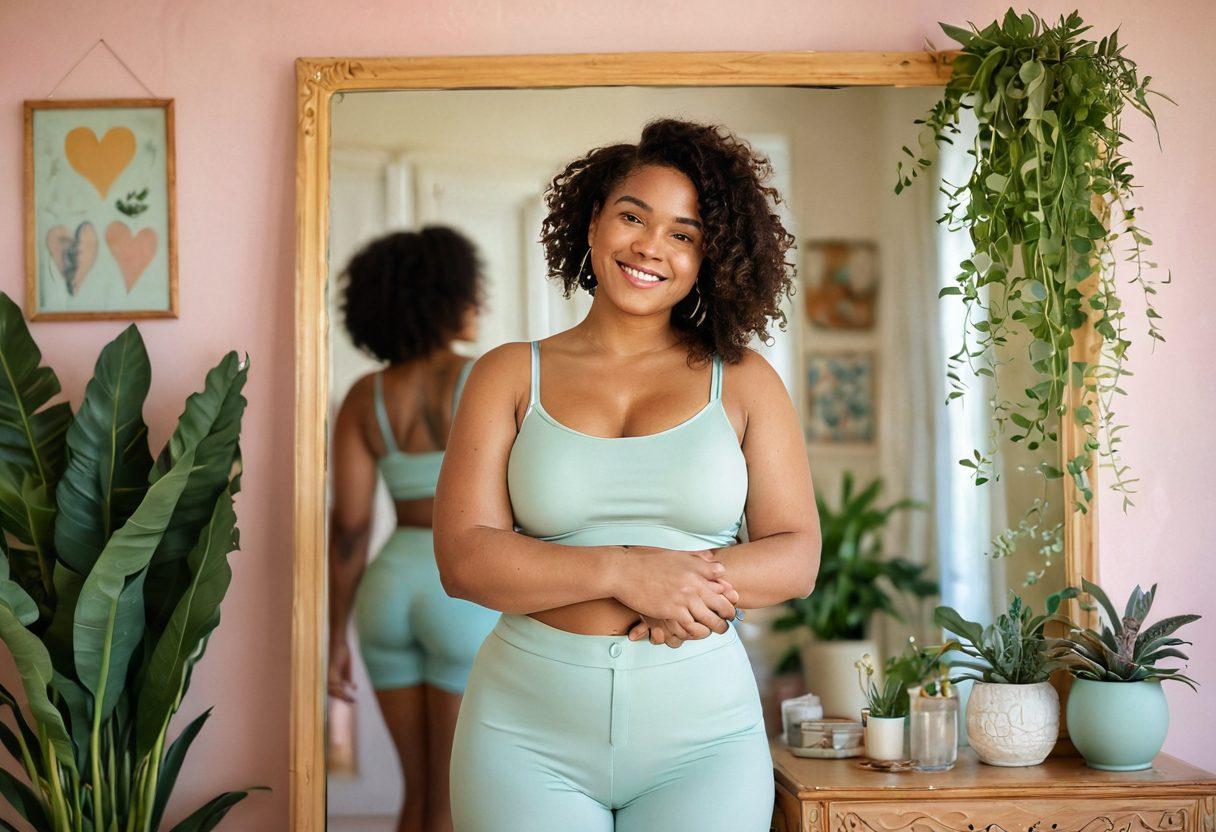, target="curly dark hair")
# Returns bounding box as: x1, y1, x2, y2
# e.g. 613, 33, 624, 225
540, 118, 796, 363
339, 226, 483, 363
